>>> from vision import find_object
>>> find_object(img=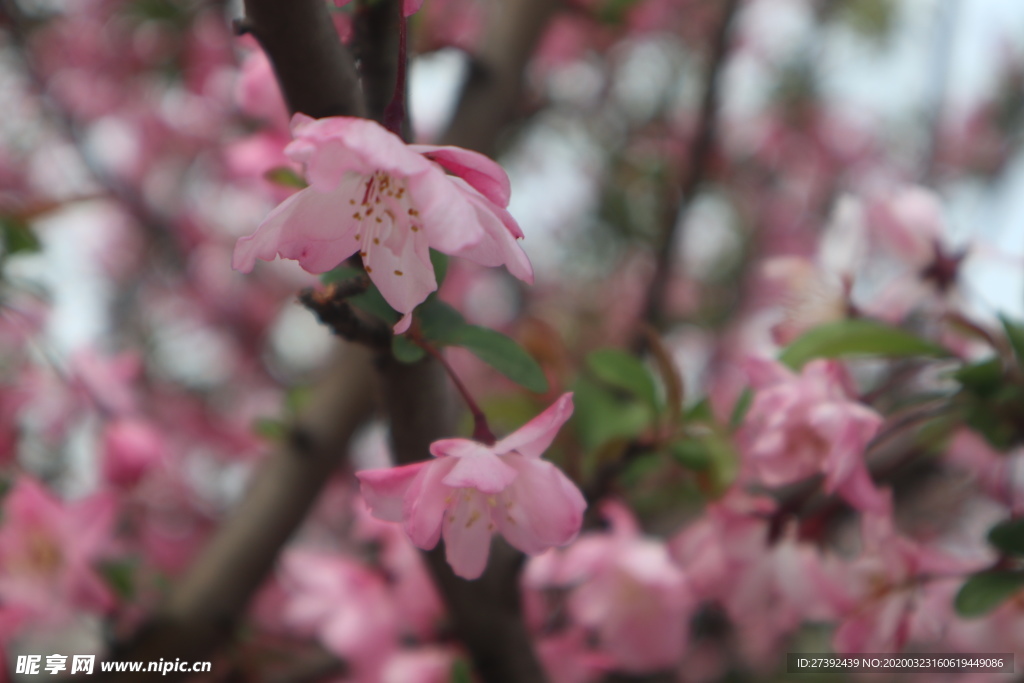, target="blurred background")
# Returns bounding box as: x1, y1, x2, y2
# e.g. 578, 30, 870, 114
1, 0, 1024, 680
